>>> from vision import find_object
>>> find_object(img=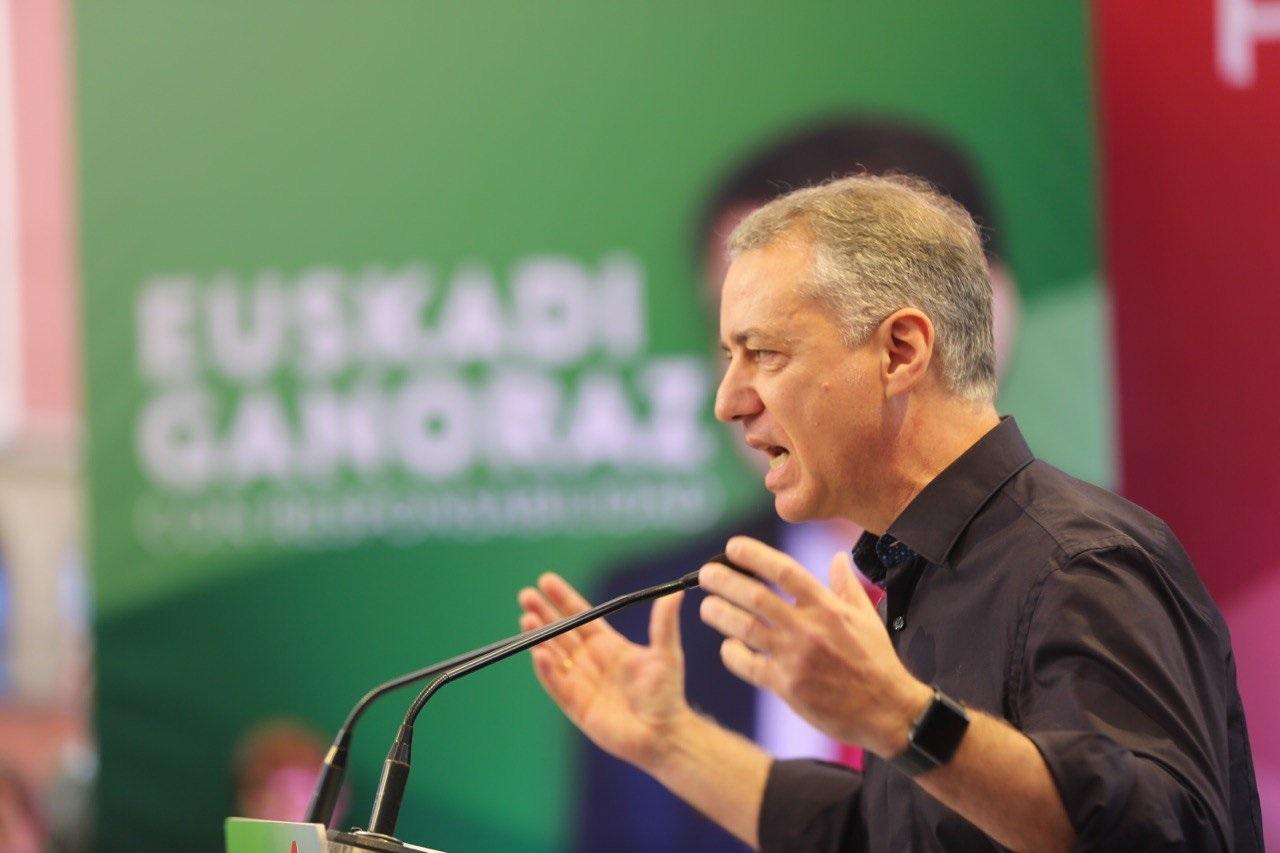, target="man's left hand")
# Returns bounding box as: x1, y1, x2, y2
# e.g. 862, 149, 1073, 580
698, 535, 932, 759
